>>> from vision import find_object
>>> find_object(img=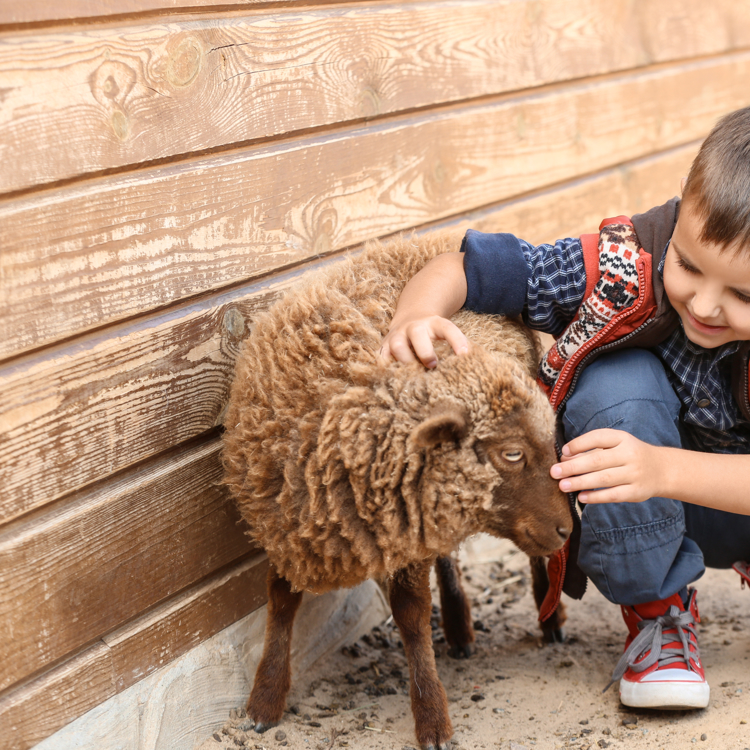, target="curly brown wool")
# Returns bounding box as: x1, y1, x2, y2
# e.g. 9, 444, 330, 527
221, 231, 572, 750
